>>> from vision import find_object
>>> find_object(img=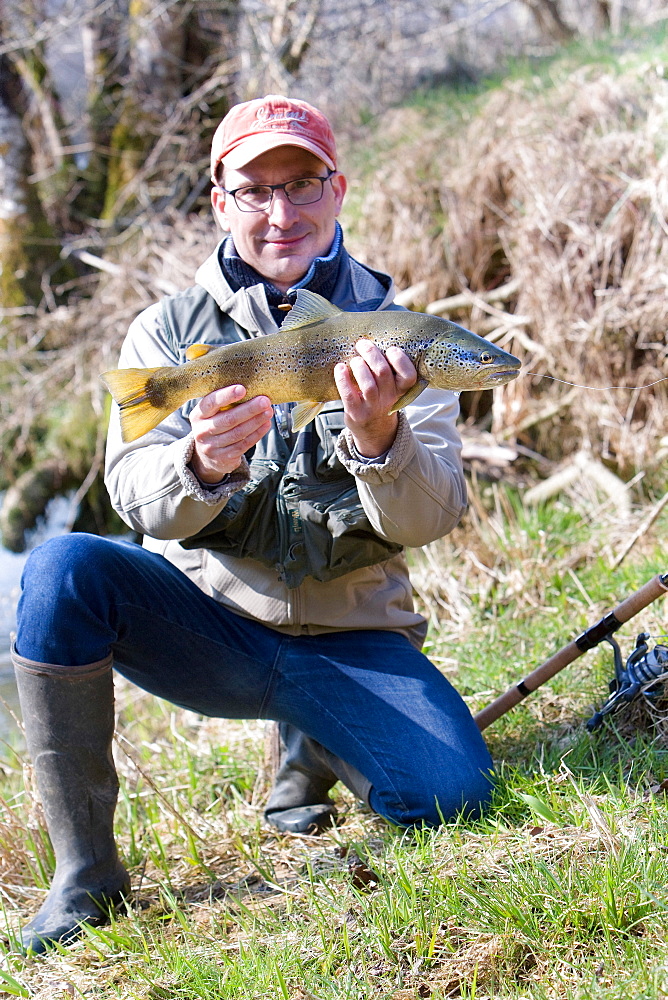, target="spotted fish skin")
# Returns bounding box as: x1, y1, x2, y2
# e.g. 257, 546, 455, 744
100, 289, 521, 442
